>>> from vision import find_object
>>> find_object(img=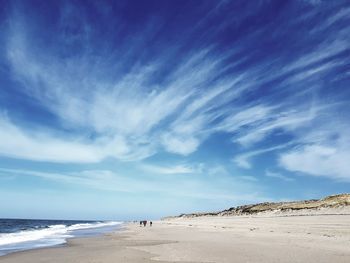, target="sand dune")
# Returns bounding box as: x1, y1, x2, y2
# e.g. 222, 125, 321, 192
165, 193, 350, 218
